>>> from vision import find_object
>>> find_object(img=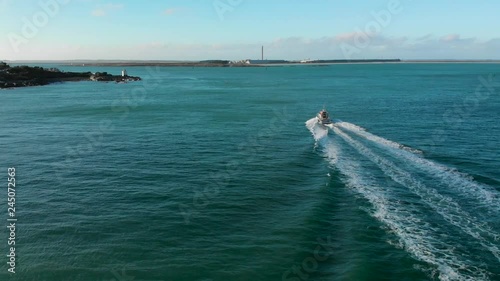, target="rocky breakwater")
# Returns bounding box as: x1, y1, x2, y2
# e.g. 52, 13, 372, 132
89, 71, 141, 83
0, 62, 141, 89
